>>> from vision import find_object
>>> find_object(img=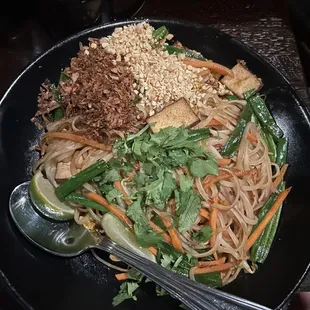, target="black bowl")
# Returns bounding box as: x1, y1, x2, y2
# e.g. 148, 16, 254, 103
0, 19, 310, 310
